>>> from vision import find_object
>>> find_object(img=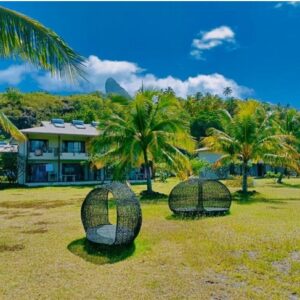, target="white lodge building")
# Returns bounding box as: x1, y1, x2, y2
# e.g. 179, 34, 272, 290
18, 119, 147, 186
